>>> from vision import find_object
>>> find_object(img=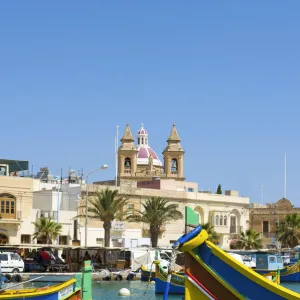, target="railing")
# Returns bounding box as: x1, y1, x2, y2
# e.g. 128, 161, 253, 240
260, 232, 277, 238
230, 226, 243, 234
